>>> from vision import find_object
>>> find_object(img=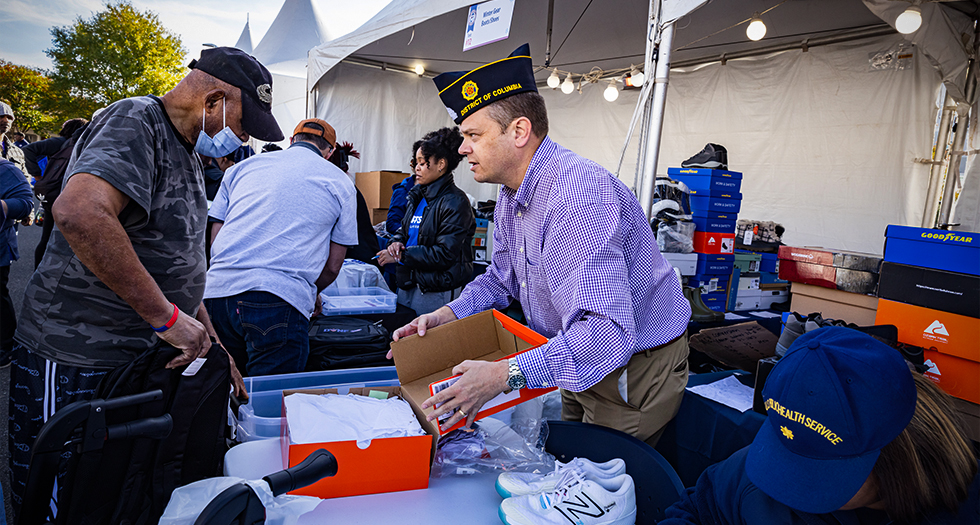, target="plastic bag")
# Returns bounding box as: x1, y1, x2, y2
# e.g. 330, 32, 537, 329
159, 477, 320, 525
431, 396, 556, 477
325, 259, 386, 291
657, 221, 696, 253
